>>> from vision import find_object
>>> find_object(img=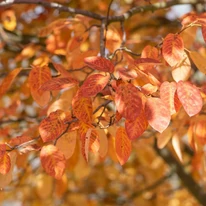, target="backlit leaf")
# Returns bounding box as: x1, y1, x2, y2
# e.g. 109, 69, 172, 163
40, 145, 66, 179
172, 132, 183, 162
0, 153, 11, 175
0, 151, 16, 188
84, 56, 114, 73
177, 81, 203, 116
0, 144, 6, 157
125, 108, 148, 140
80, 74, 110, 97
1, 10, 16, 31
39, 110, 68, 142
29, 65, 51, 107
134, 58, 161, 65
160, 81, 179, 115
202, 26, 206, 43
97, 129, 108, 158
115, 83, 143, 121
56, 131, 77, 159
145, 97, 171, 133
115, 127, 131, 165
72, 91, 93, 123
40, 77, 78, 91
0, 68, 22, 99
189, 51, 206, 74
162, 33, 184, 67
156, 127, 172, 149
172, 52, 191, 82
